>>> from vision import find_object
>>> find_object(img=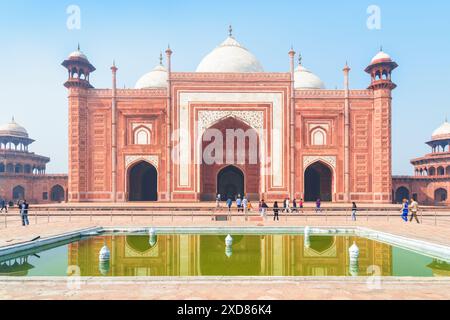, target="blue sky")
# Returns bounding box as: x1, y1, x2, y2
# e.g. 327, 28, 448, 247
0, 0, 449, 174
